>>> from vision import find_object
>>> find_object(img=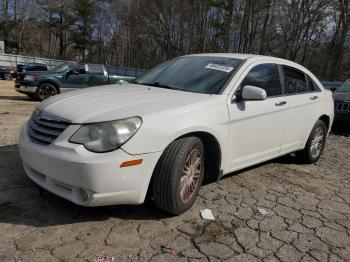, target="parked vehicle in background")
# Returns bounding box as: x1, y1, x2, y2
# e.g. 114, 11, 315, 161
0, 66, 14, 80
13, 63, 48, 80
16, 63, 48, 74
18, 54, 334, 215
15, 63, 145, 100
334, 80, 350, 122
321, 80, 344, 92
